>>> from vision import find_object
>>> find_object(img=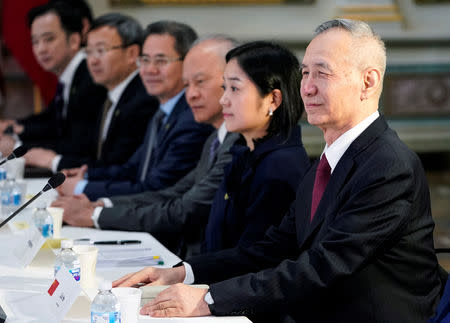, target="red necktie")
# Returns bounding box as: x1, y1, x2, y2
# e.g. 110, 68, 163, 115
310, 154, 331, 221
